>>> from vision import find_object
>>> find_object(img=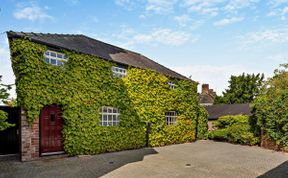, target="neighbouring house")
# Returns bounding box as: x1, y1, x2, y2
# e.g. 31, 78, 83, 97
198, 84, 216, 106
205, 103, 252, 131
7, 31, 207, 161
